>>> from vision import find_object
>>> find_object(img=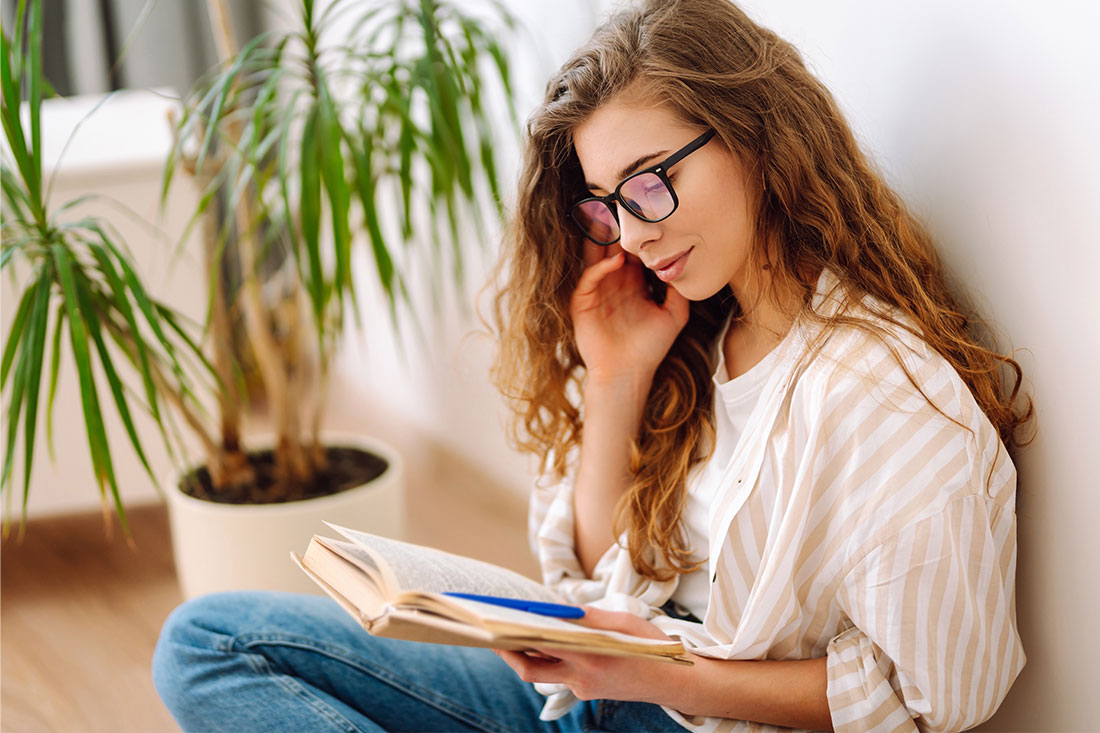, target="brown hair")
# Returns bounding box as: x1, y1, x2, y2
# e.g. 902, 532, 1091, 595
491, 0, 1032, 581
